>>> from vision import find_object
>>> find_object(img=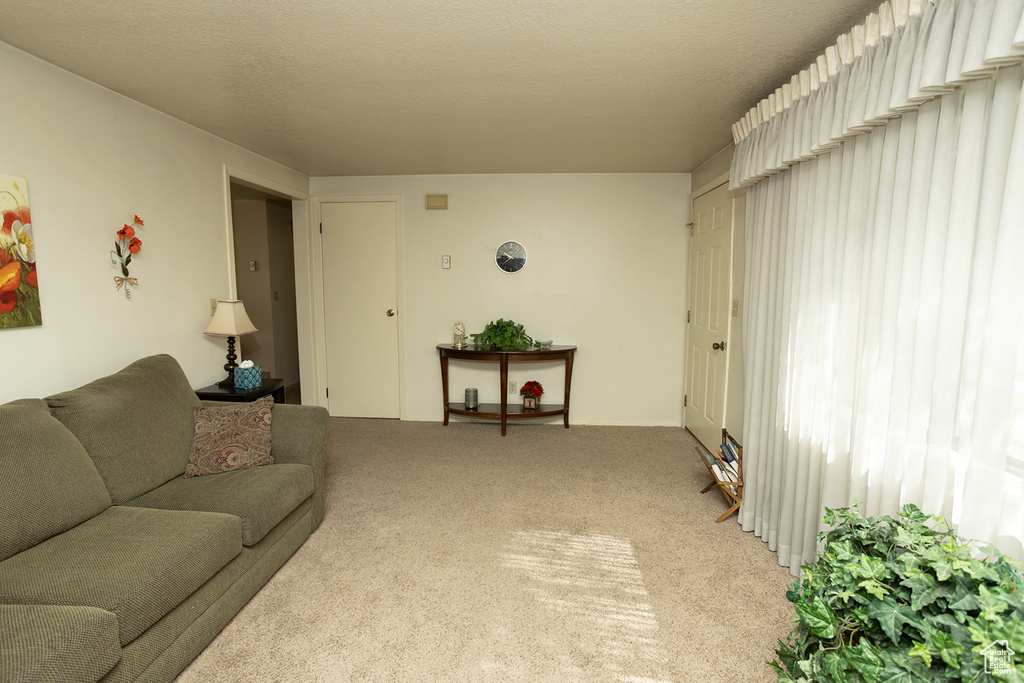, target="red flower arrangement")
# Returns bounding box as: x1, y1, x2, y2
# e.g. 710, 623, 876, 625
111, 215, 143, 299
520, 381, 544, 400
